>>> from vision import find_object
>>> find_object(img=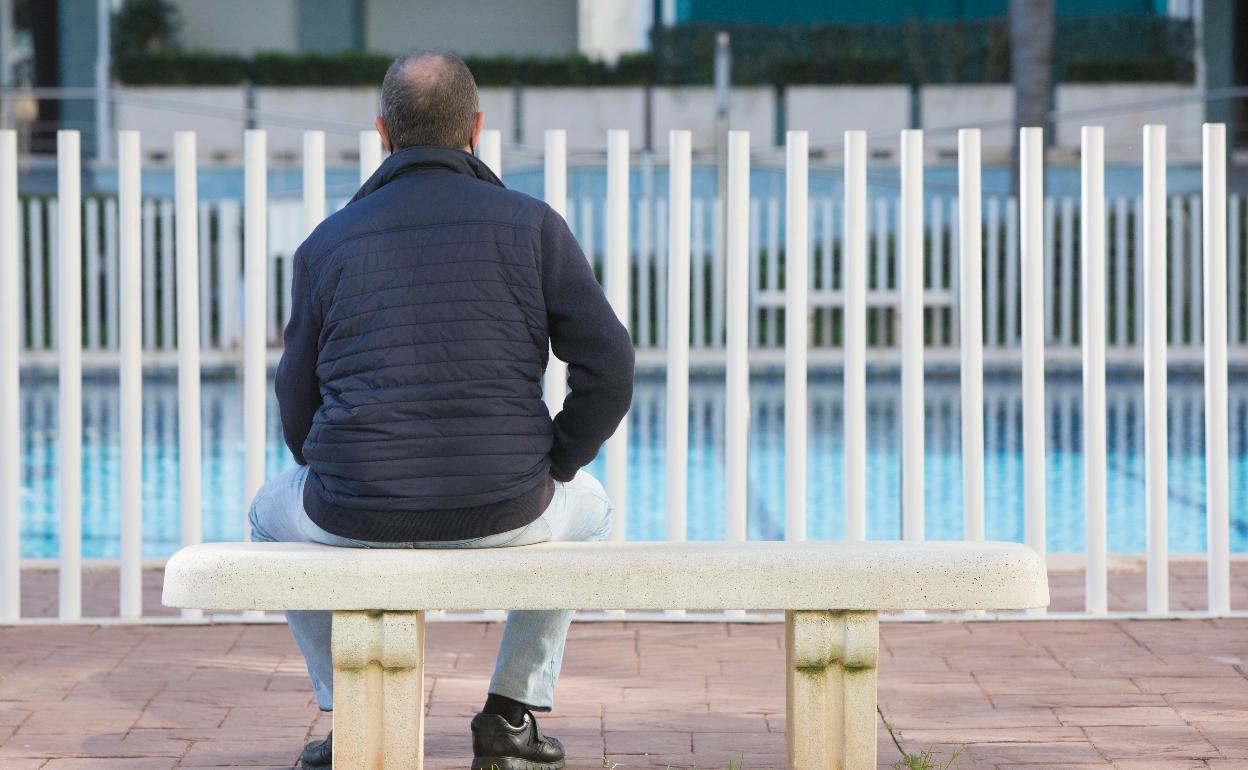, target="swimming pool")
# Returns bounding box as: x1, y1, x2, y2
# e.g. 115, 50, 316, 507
15, 367, 1246, 559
